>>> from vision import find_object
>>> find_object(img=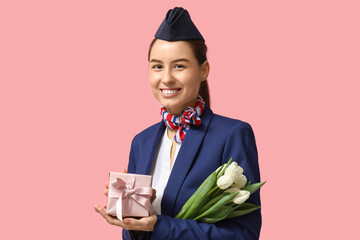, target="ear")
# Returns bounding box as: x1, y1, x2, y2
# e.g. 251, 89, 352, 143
200, 60, 210, 82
